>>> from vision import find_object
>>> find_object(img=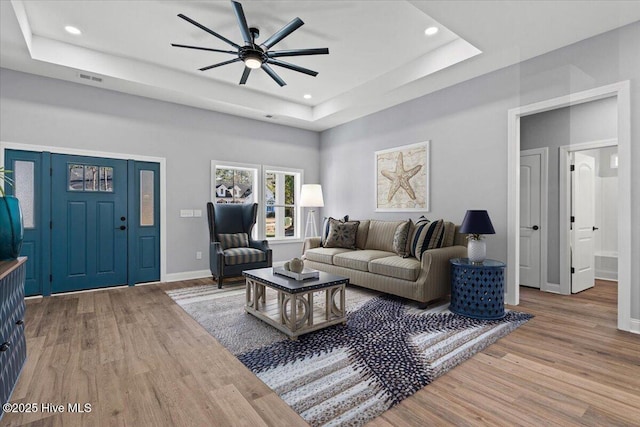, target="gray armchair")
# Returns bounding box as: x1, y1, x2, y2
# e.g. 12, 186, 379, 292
207, 202, 272, 288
